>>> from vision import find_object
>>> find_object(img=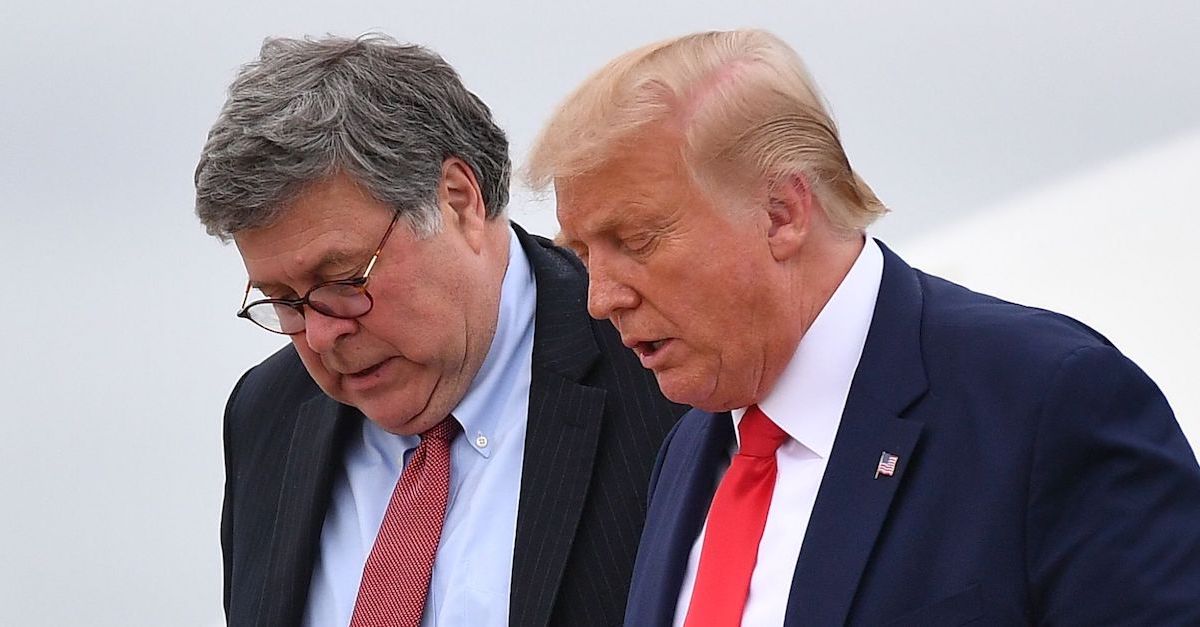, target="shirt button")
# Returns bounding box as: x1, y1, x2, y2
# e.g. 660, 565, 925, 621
475, 433, 489, 448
